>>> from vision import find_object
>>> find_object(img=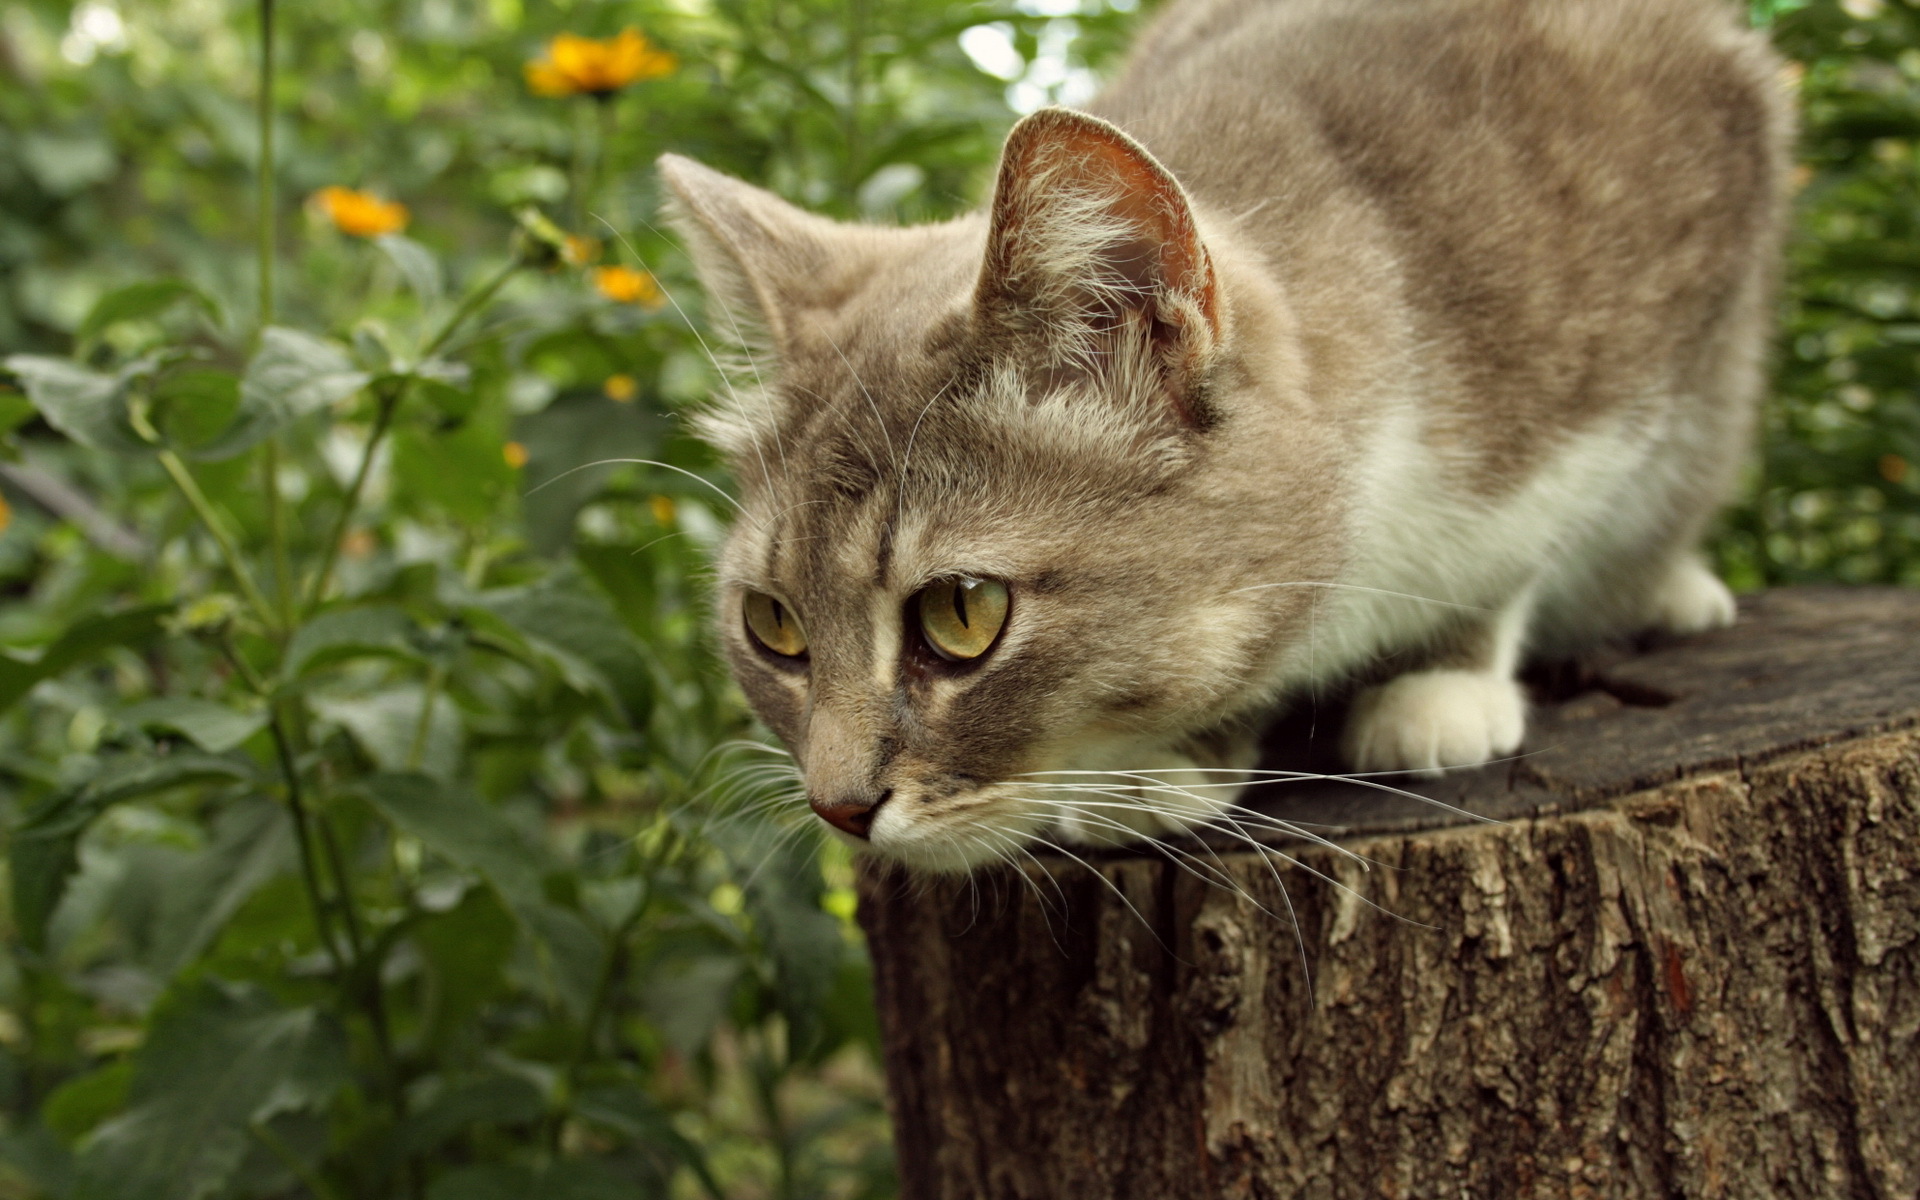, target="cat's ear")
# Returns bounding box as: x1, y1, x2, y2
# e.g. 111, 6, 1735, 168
975, 107, 1221, 423
657, 153, 840, 361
